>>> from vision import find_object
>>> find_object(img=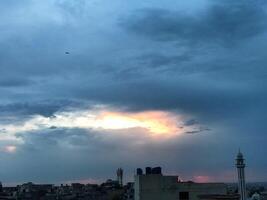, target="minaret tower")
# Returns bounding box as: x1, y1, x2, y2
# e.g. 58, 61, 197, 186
236, 150, 246, 200
117, 168, 123, 187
